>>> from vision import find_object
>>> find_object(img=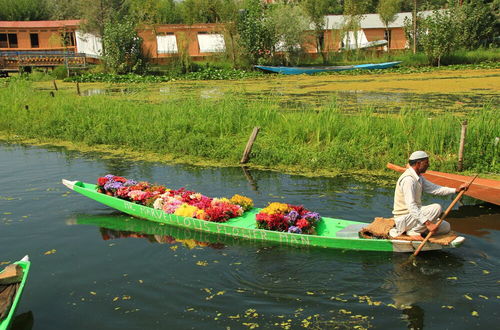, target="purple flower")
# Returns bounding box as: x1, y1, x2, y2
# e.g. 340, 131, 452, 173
286, 210, 300, 224
124, 180, 137, 187
303, 212, 320, 224
104, 174, 115, 180
288, 226, 302, 234
104, 181, 123, 190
